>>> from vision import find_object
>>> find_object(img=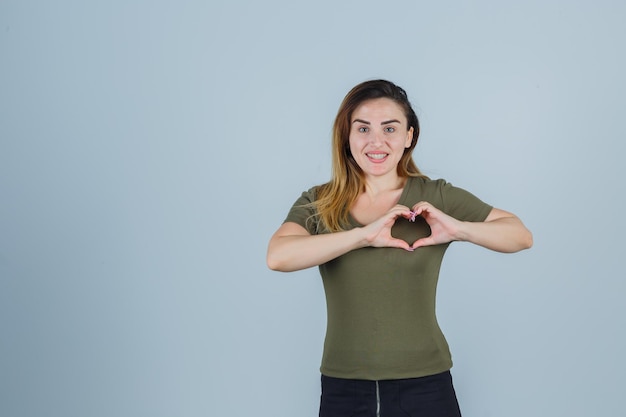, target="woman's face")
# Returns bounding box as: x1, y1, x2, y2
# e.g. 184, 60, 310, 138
348, 98, 414, 180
